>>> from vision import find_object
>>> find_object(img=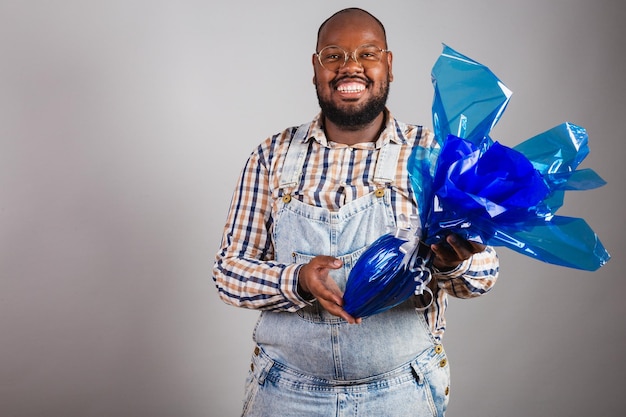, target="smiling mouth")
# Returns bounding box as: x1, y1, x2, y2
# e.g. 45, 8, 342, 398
336, 81, 367, 94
